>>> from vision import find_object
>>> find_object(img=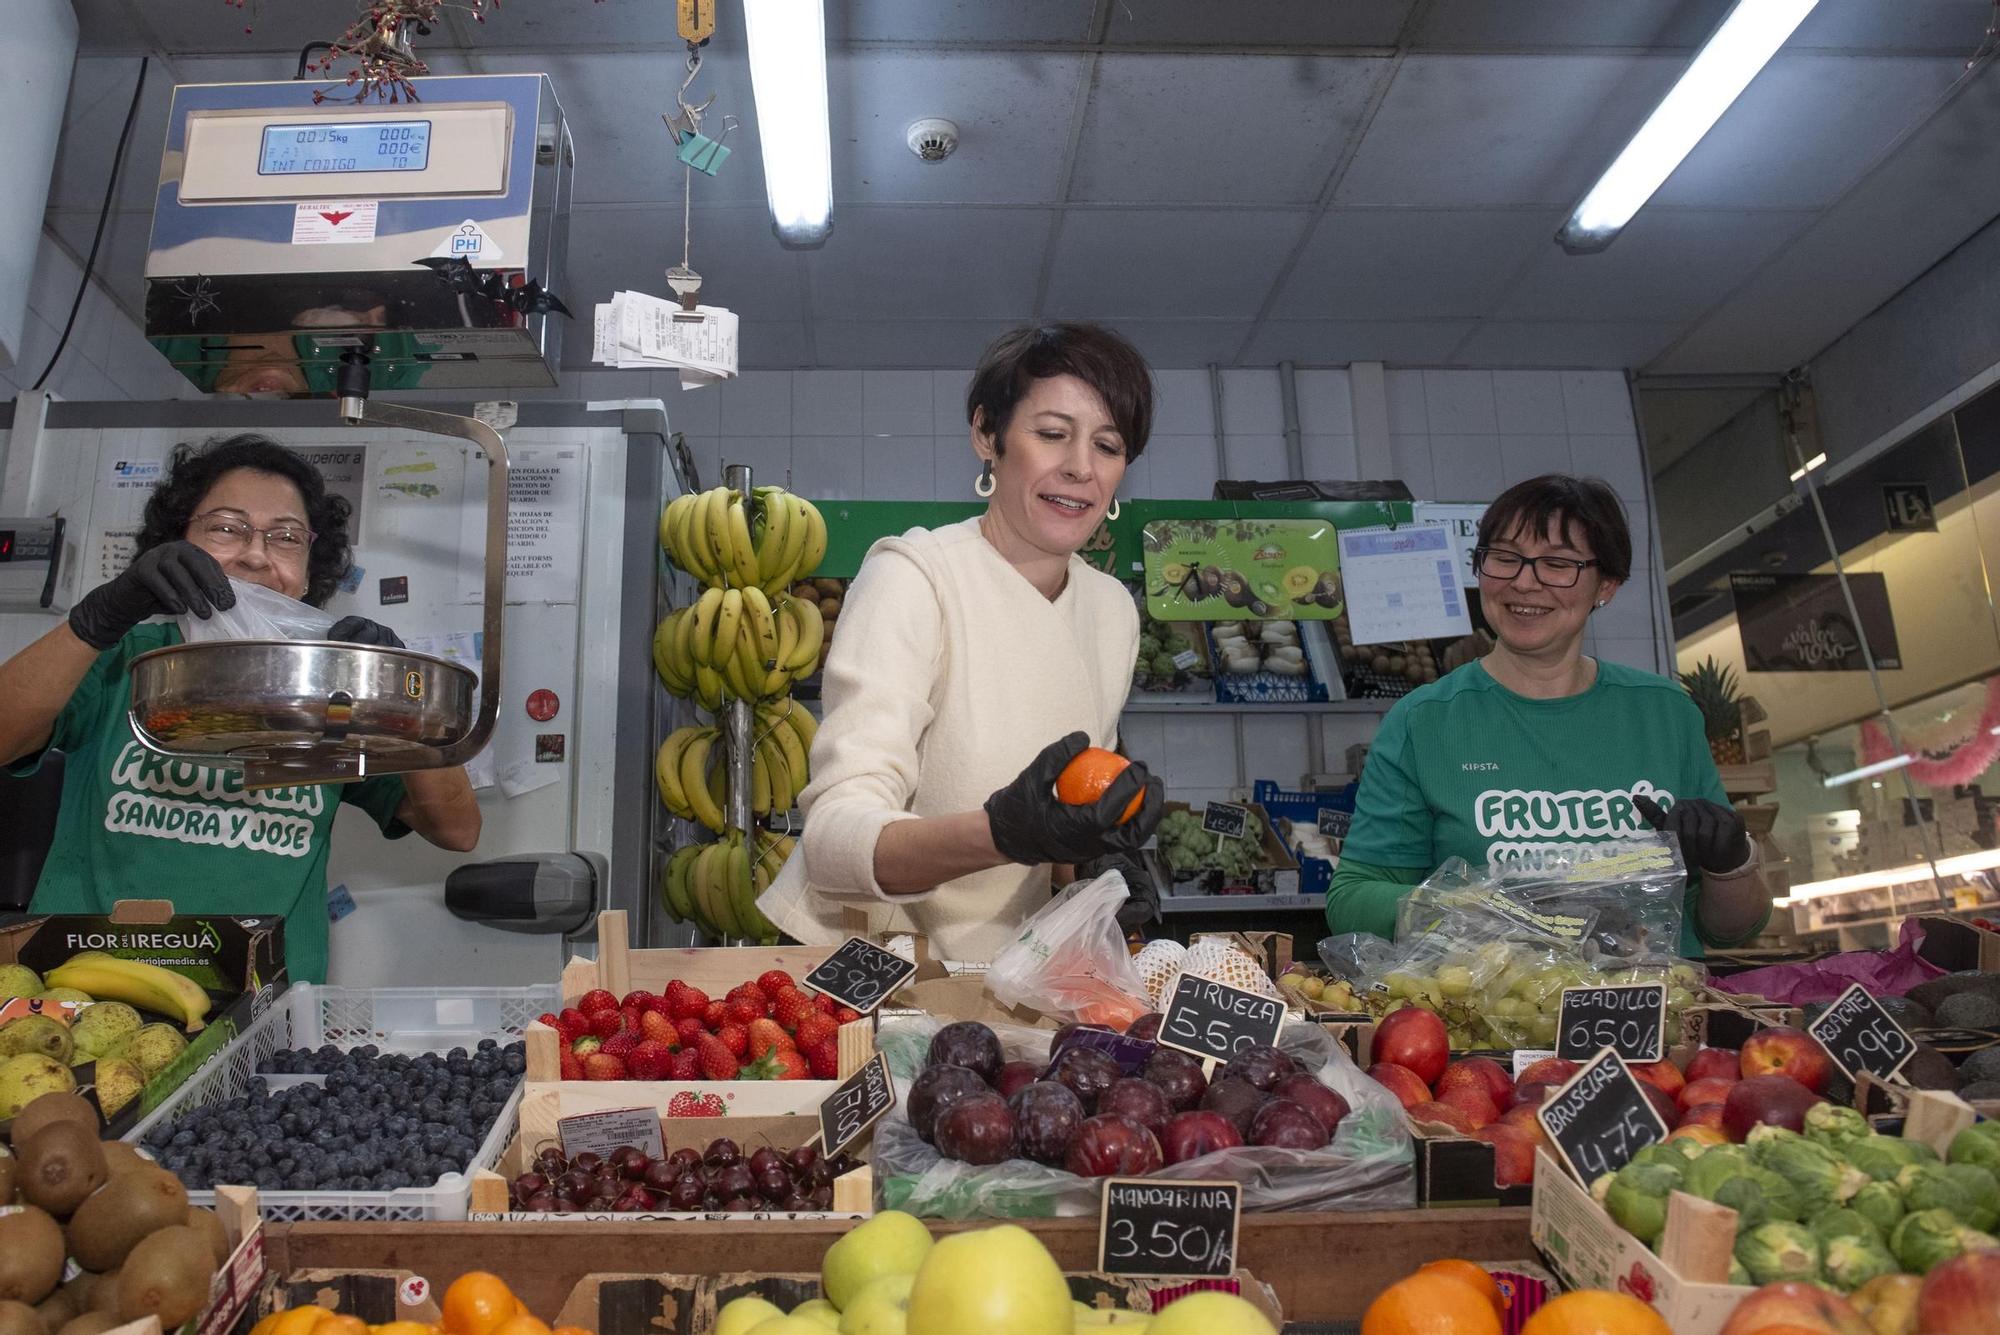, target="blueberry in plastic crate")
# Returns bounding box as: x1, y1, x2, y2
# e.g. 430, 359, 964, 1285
125, 982, 558, 1221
